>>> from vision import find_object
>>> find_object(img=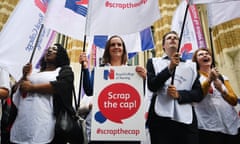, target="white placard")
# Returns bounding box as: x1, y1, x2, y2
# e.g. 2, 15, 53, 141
91, 66, 145, 141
